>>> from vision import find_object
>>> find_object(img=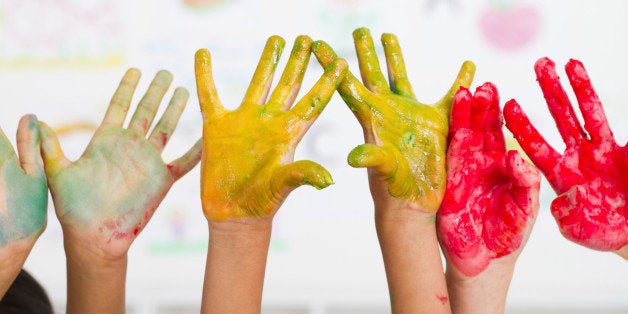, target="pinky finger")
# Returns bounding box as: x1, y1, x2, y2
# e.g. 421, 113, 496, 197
167, 139, 202, 181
